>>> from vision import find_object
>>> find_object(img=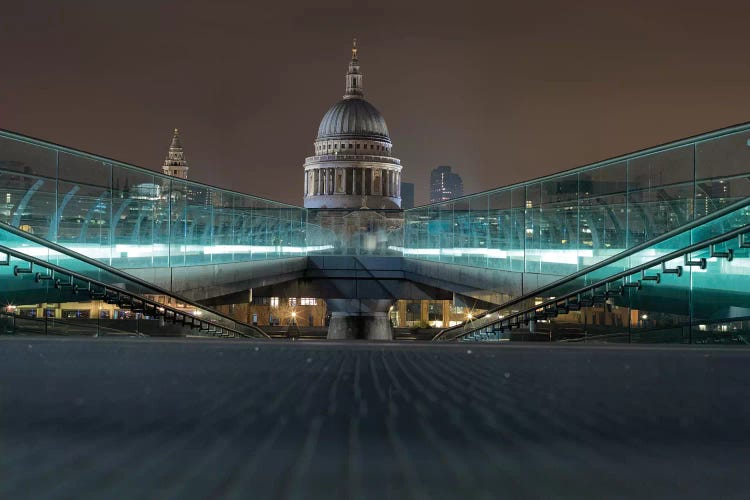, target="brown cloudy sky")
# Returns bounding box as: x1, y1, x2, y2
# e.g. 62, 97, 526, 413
2, 0, 750, 205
